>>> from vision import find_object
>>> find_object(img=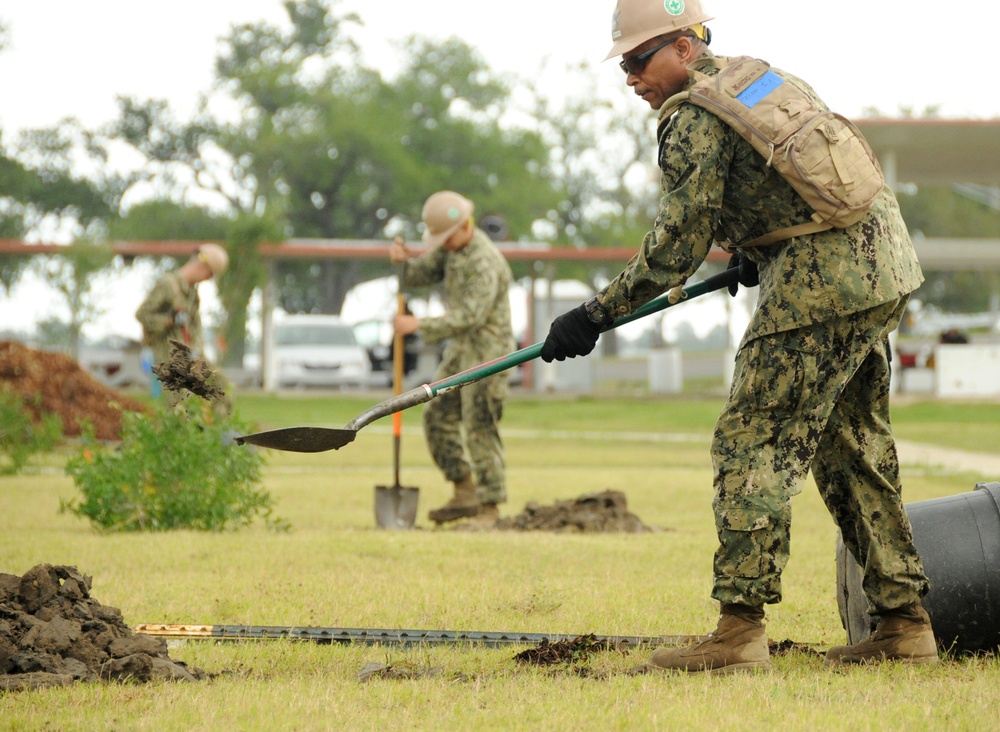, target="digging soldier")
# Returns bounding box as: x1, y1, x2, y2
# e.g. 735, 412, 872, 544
541, 0, 937, 672
390, 191, 516, 528
135, 243, 232, 414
